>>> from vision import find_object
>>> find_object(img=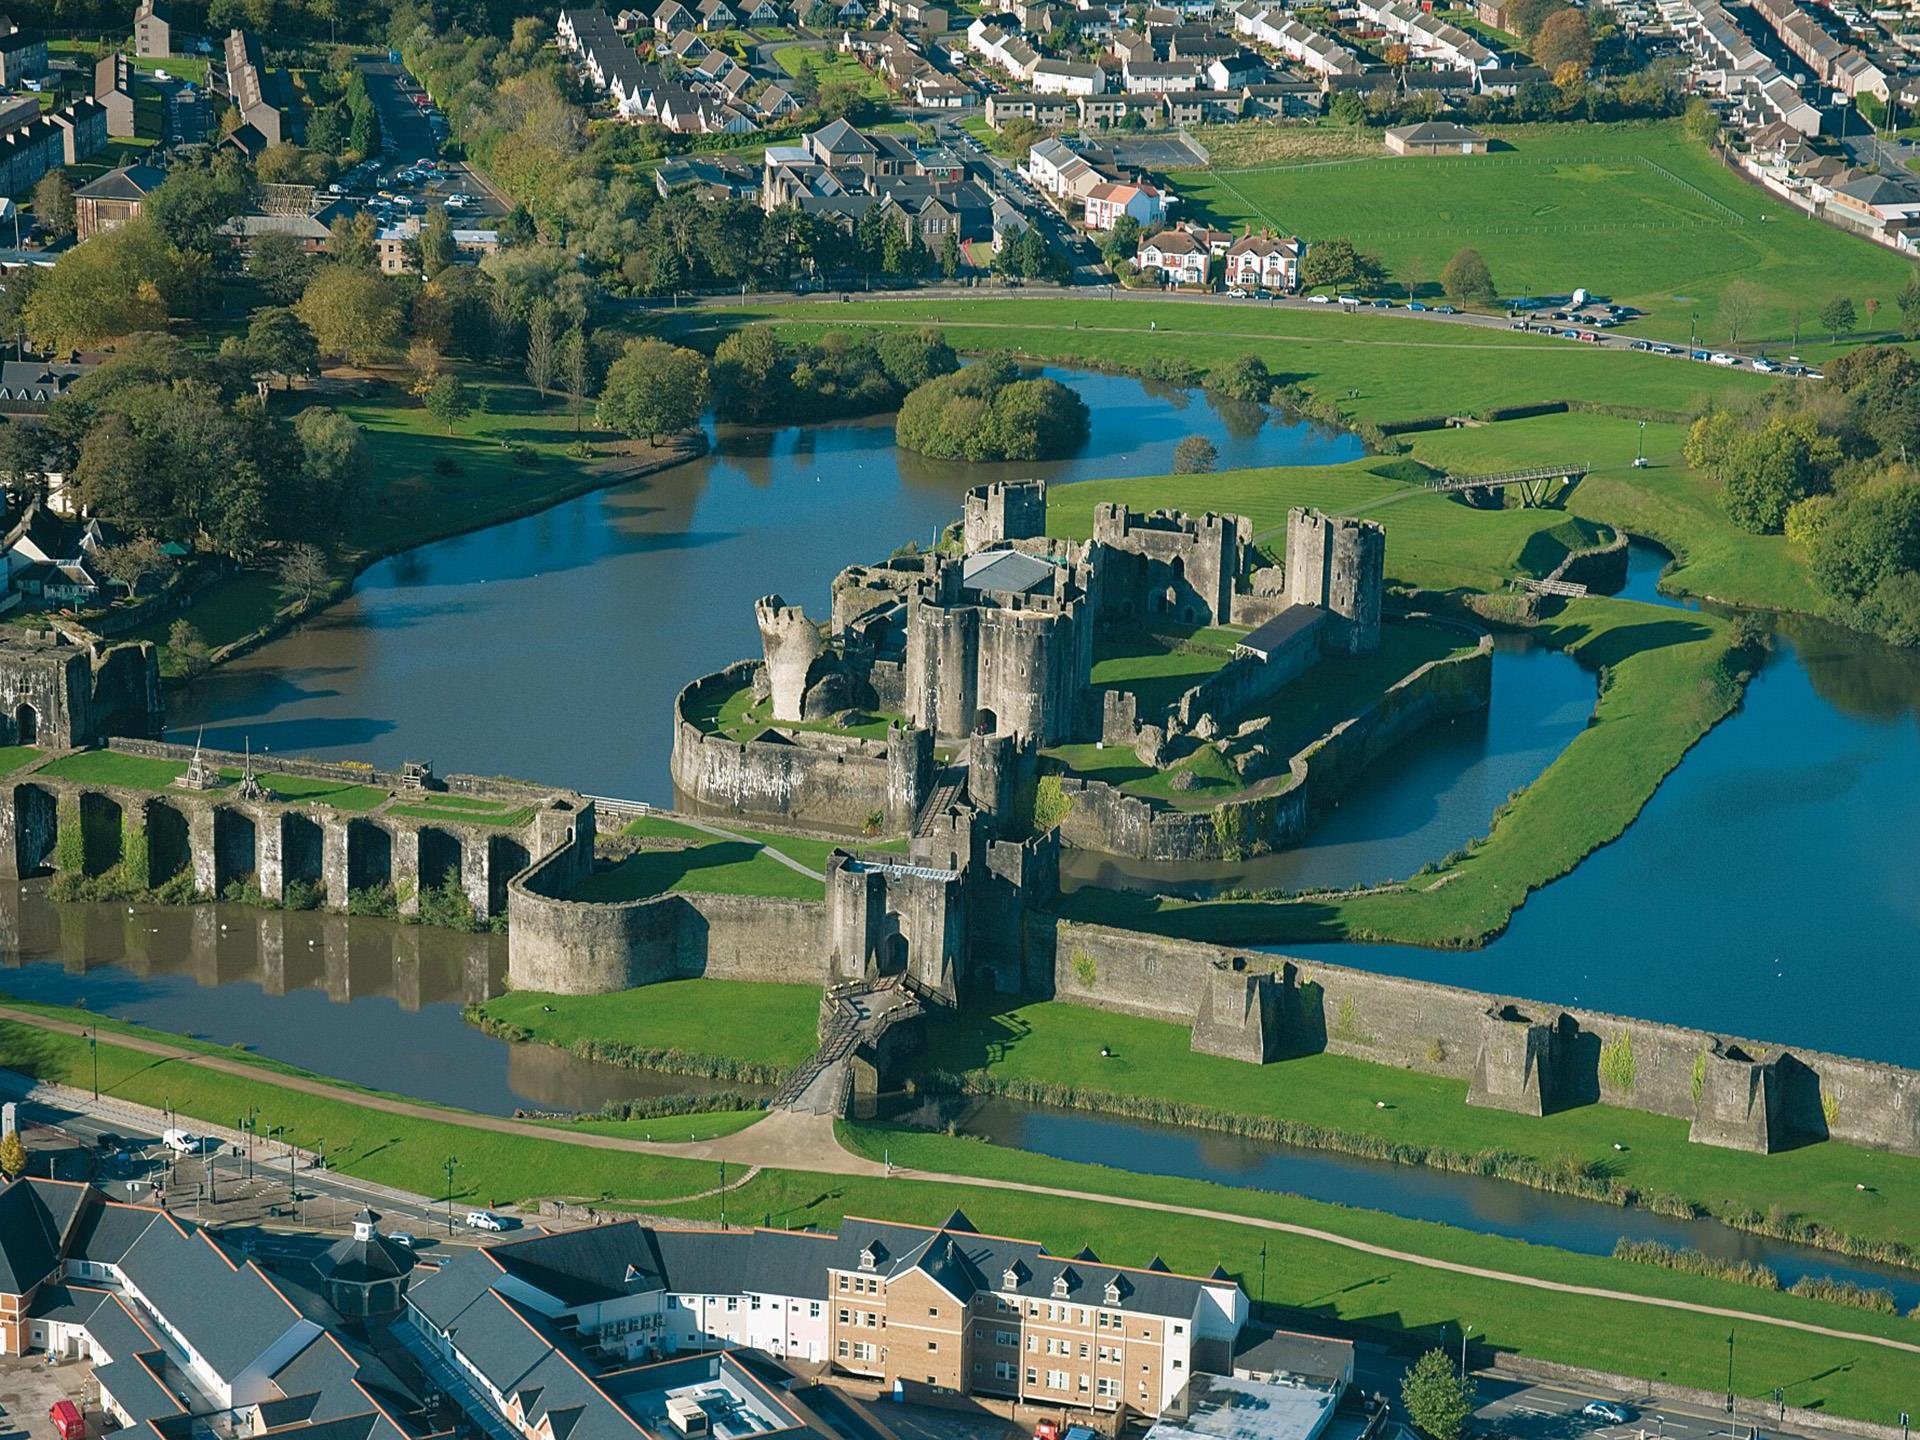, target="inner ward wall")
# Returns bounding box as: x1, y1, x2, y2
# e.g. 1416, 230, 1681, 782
1036, 918, 1920, 1157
